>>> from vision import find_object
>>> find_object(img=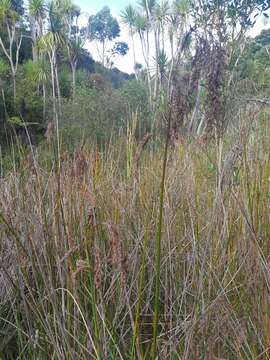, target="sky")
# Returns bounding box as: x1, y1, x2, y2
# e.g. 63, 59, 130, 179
76, 0, 270, 74
76, 0, 129, 13
76, 0, 146, 73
